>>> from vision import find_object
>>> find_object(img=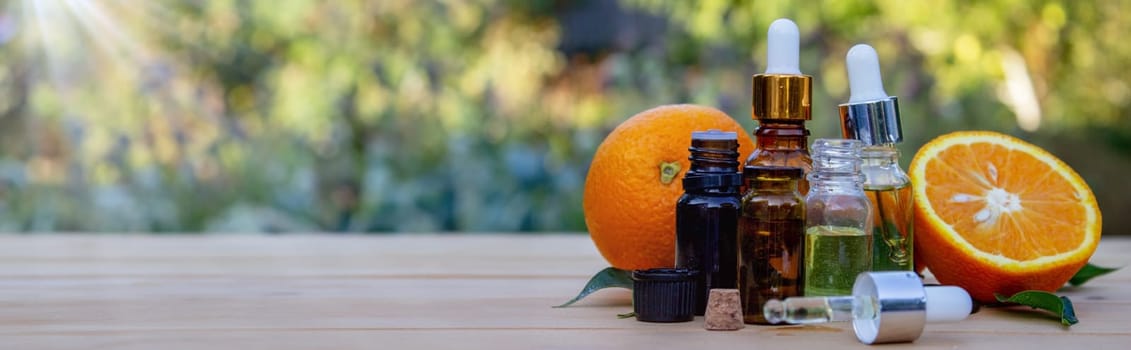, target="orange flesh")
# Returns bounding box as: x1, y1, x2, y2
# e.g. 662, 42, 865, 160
922, 142, 1087, 260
